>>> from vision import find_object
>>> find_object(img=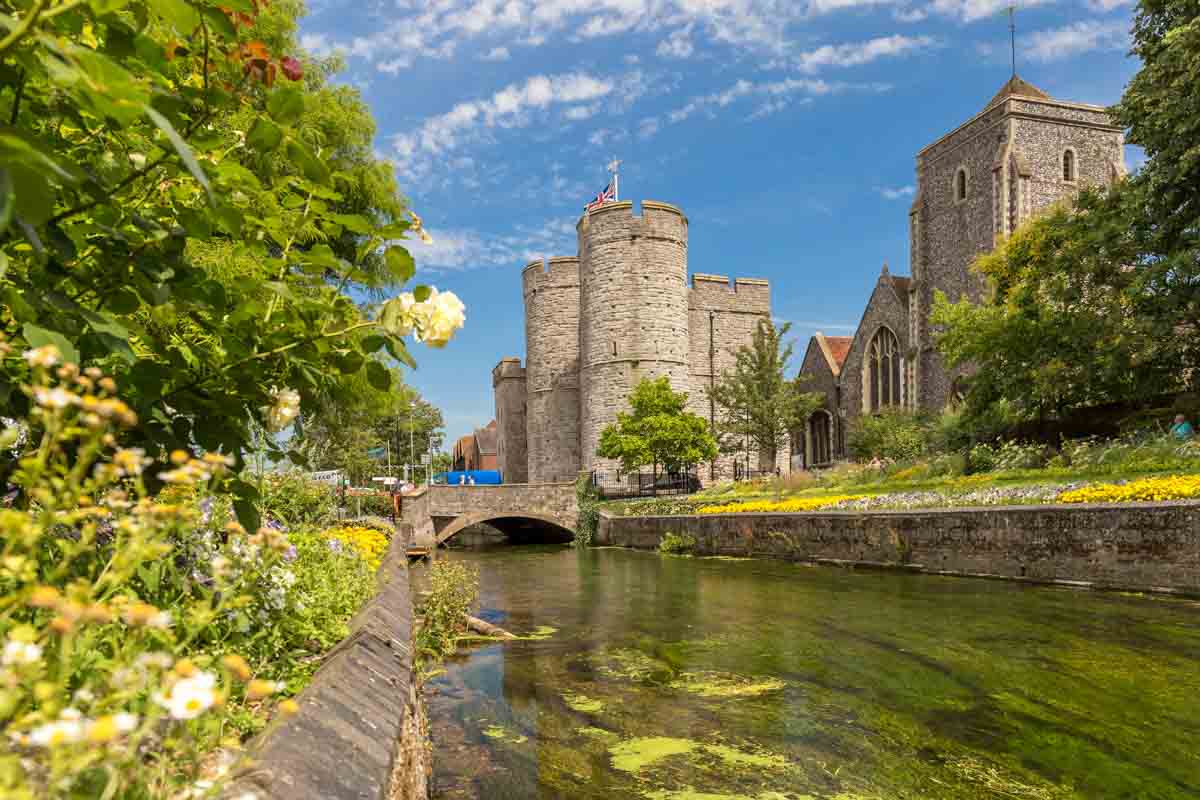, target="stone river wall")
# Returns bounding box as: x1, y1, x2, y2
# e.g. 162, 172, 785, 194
223, 524, 429, 800
596, 501, 1200, 594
